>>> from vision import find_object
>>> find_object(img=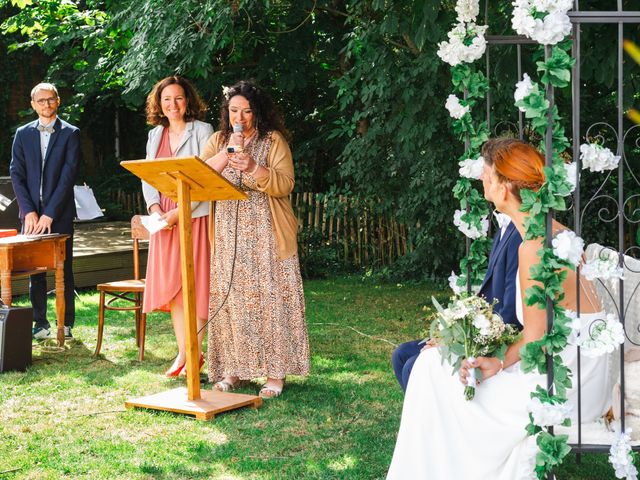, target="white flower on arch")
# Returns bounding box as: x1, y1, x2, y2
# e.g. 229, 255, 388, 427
552, 230, 584, 266
445, 94, 470, 119
458, 157, 484, 179
511, 0, 572, 45
453, 210, 489, 239
579, 143, 621, 172
514, 73, 535, 111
